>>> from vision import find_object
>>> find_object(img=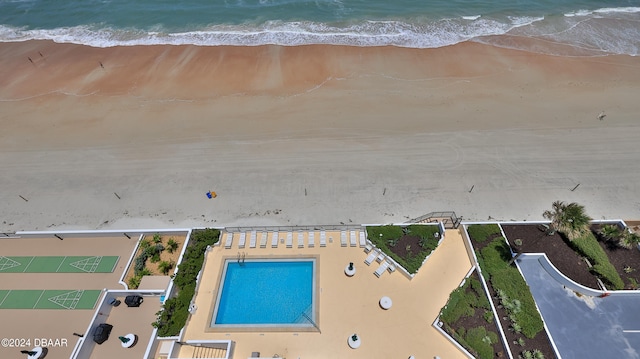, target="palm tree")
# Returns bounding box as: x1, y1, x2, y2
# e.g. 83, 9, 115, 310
598, 224, 622, 242
543, 201, 591, 240
542, 200, 565, 235
620, 231, 640, 249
